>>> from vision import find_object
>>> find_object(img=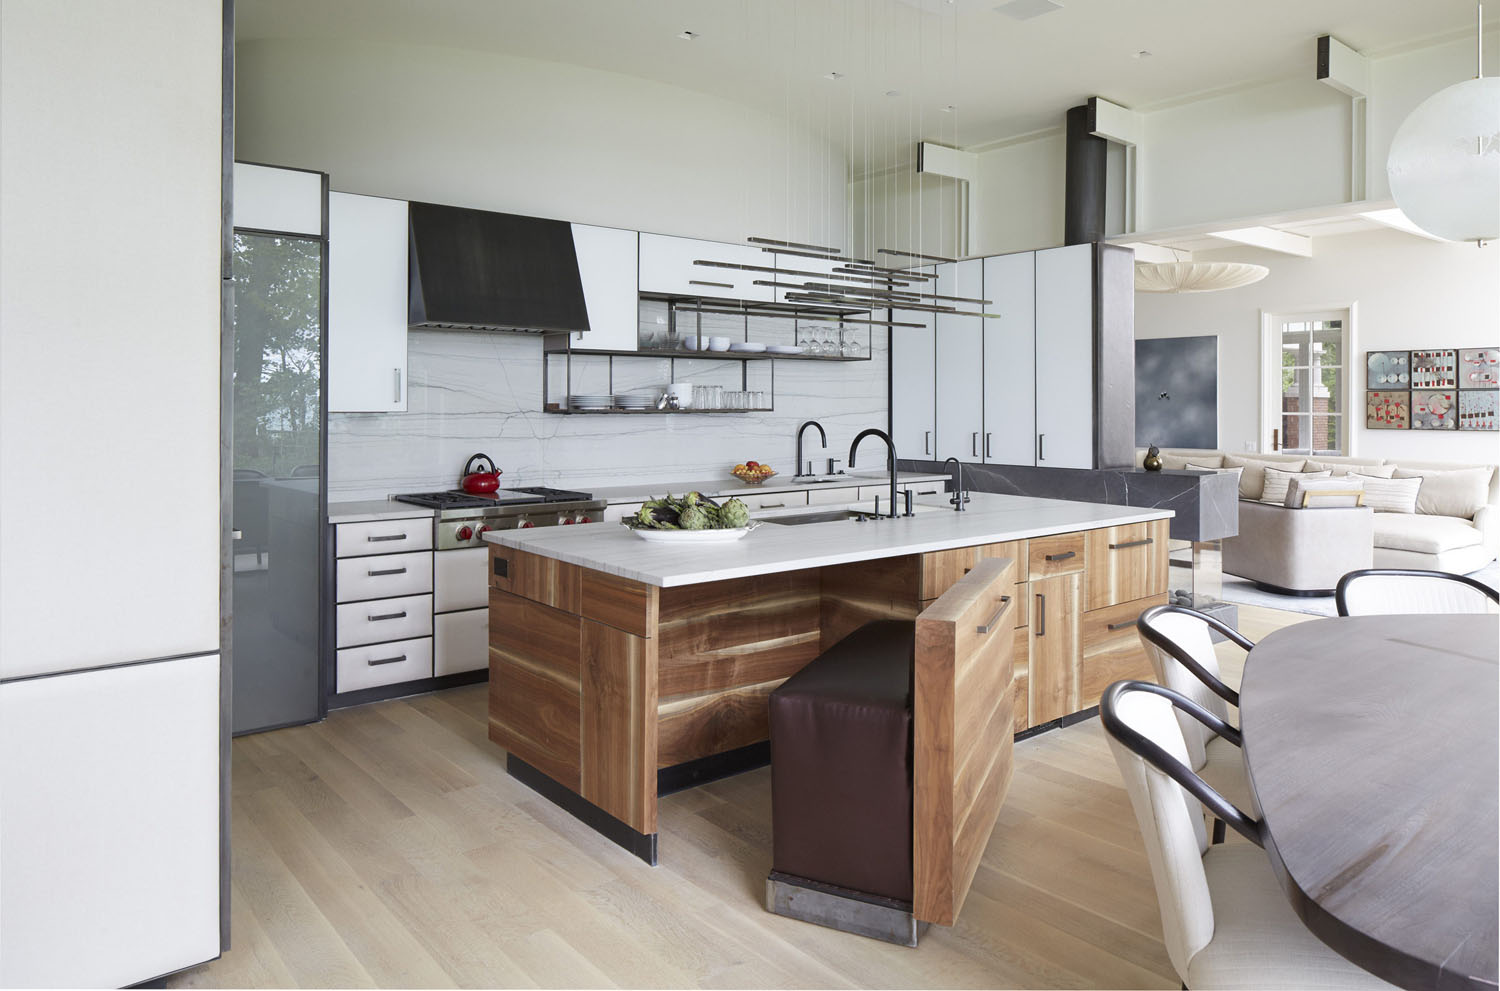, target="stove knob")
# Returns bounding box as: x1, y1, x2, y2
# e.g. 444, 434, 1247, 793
562, 517, 575, 525
455, 525, 474, 541
578, 515, 593, 524
520, 520, 535, 529
477, 524, 492, 536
